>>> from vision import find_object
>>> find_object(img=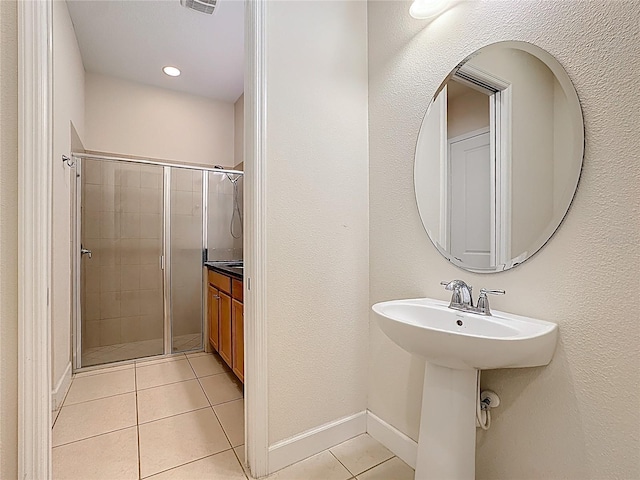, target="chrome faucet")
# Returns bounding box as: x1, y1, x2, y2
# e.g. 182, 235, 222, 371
441, 280, 505, 316
441, 280, 474, 310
